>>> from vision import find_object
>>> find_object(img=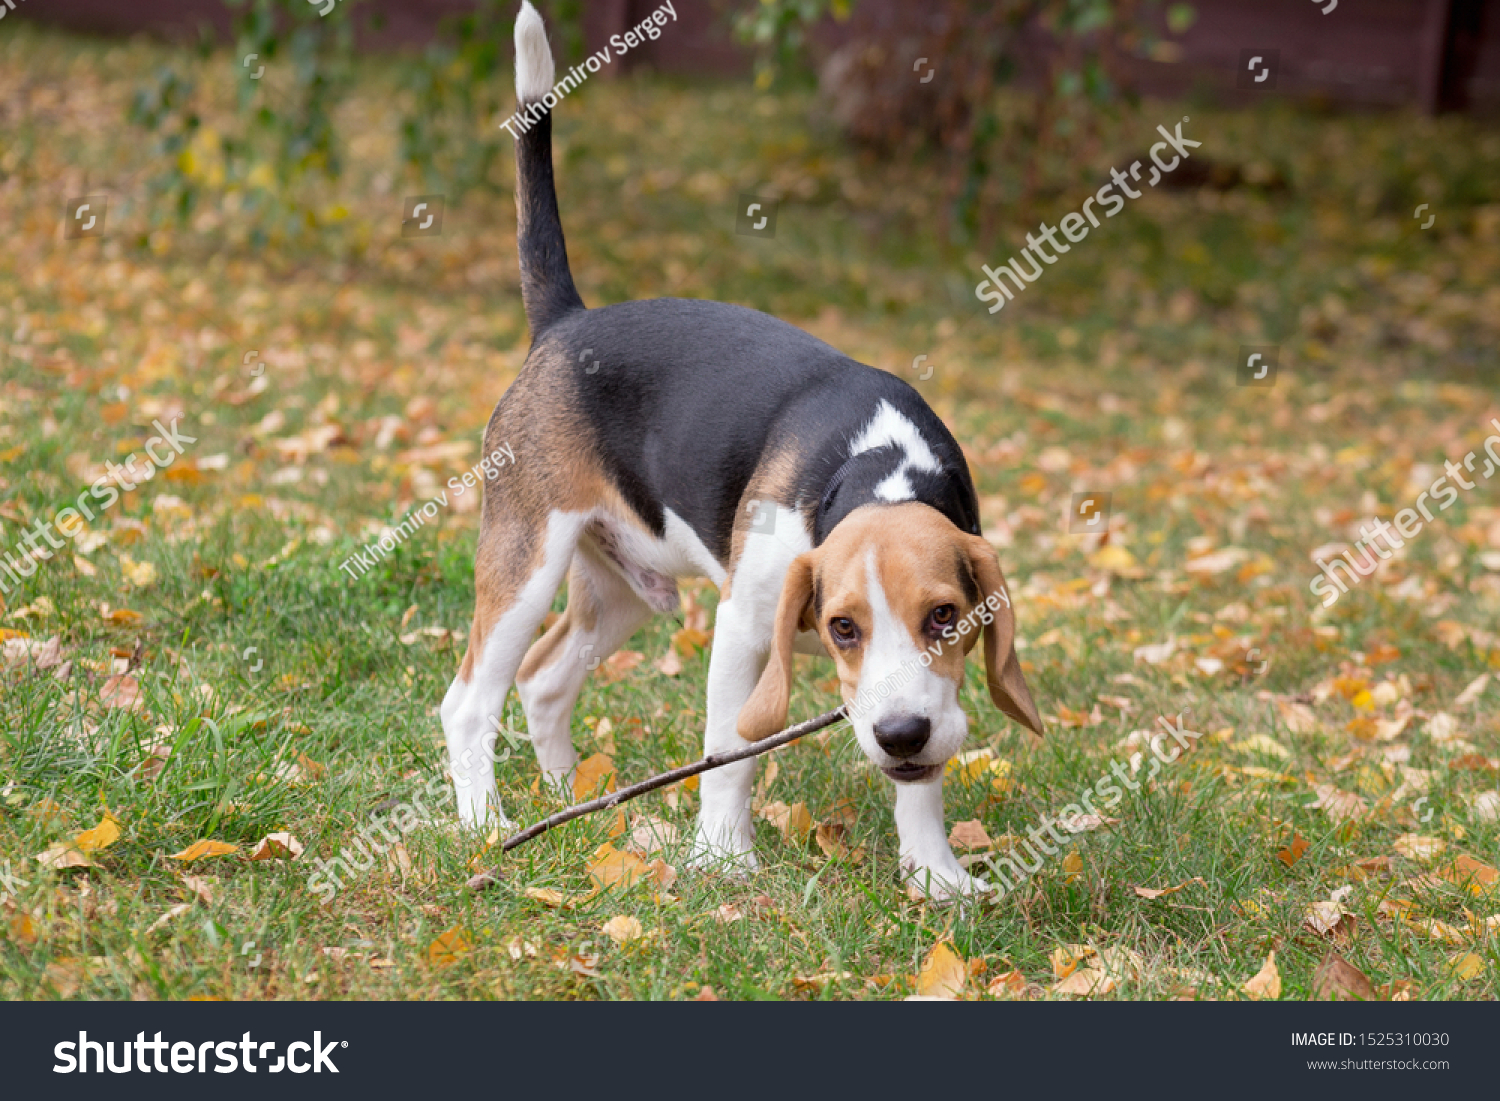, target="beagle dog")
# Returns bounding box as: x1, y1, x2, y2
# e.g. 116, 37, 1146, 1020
441, 0, 1043, 899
